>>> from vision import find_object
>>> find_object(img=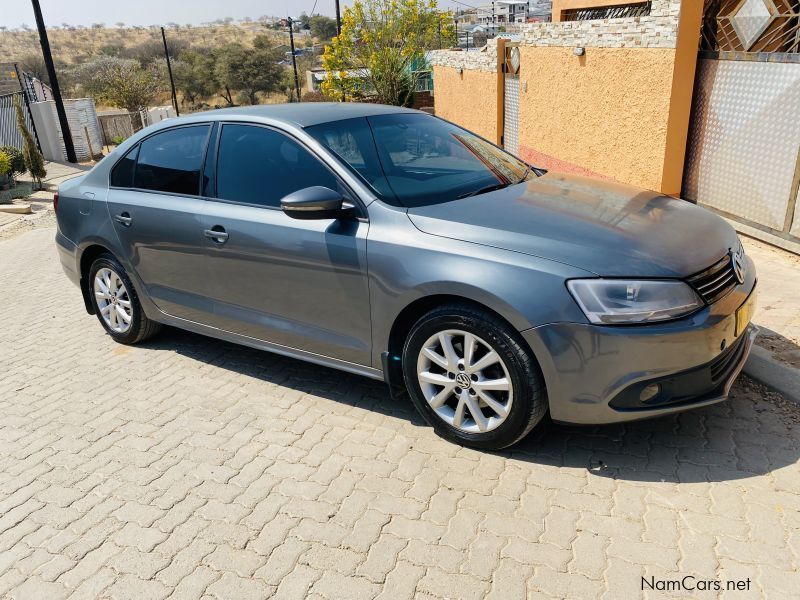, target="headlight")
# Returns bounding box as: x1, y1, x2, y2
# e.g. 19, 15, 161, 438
567, 279, 703, 325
